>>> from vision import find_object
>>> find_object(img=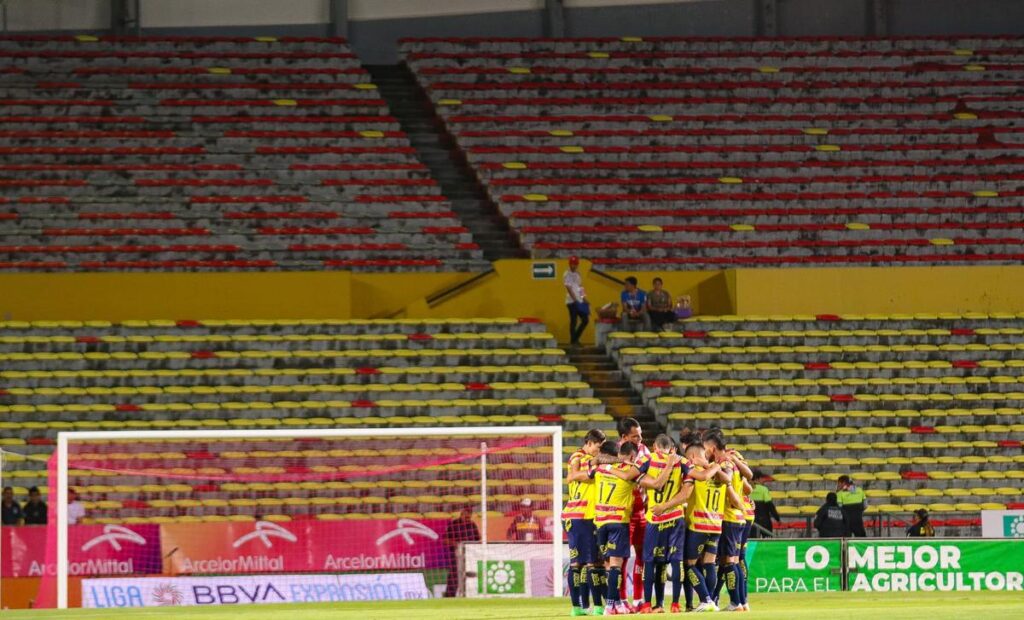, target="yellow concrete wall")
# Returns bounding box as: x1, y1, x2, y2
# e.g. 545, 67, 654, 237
349, 271, 470, 319
732, 265, 1024, 315
3, 263, 1023, 333
0, 272, 353, 321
